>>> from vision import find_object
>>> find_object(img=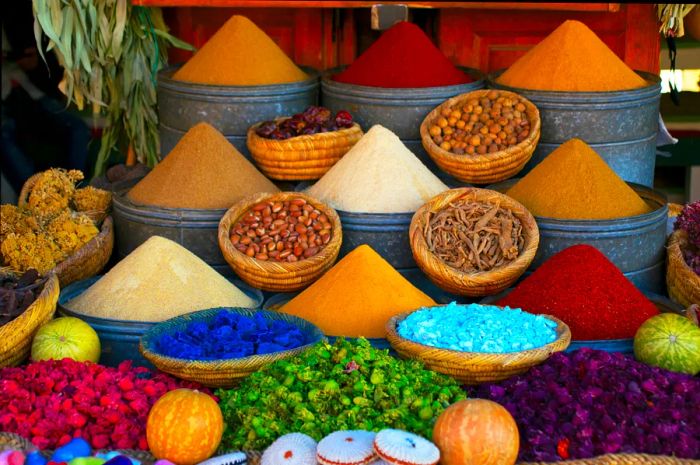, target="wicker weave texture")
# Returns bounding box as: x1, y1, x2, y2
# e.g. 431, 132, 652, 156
386, 310, 570, 384
0, 273, 59, 367
51, 216, 114, 287
667, 230, 700, 307
420, 89, 541, 184
218, 191, 342, 292
140, 307, 326, 388
409, 187, 539, 297
247, 122, 363, 180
